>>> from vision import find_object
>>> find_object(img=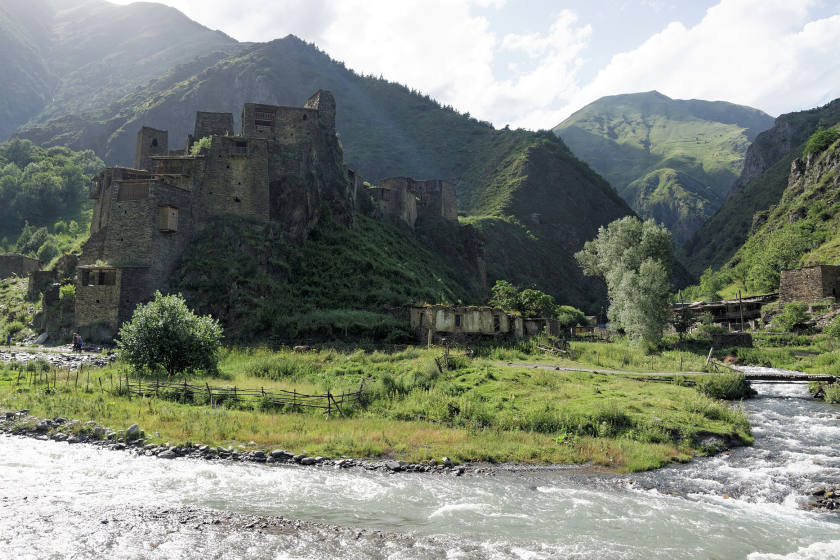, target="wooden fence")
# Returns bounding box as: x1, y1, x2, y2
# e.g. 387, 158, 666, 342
11, 364, 365, 418
124, 375, 365, 417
